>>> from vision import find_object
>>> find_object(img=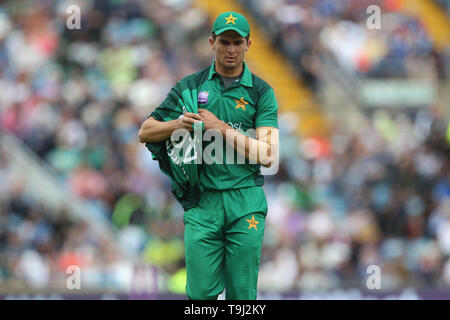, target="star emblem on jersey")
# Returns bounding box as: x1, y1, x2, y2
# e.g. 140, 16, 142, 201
234, 97, 248, 111
246, 215, 259, 230
225, 13, 237, 24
